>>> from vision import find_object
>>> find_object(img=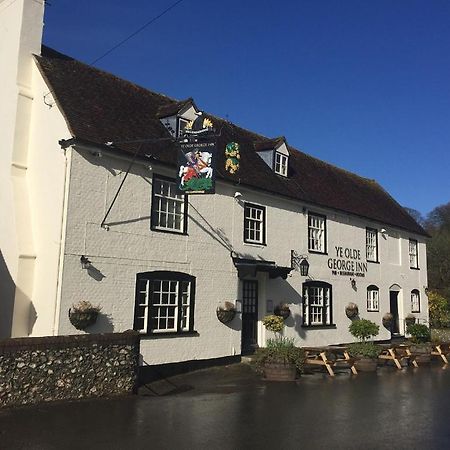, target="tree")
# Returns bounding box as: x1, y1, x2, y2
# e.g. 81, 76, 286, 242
428, 291, 450, 328
404, 207, 425, 227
